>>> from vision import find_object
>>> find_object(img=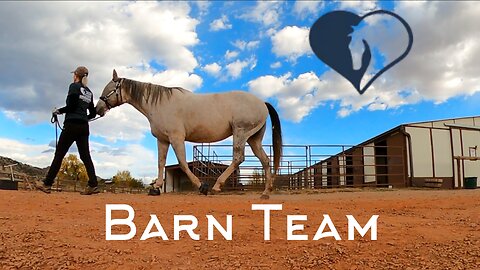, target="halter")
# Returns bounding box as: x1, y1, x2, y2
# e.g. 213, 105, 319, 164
100, 79, 123, 109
